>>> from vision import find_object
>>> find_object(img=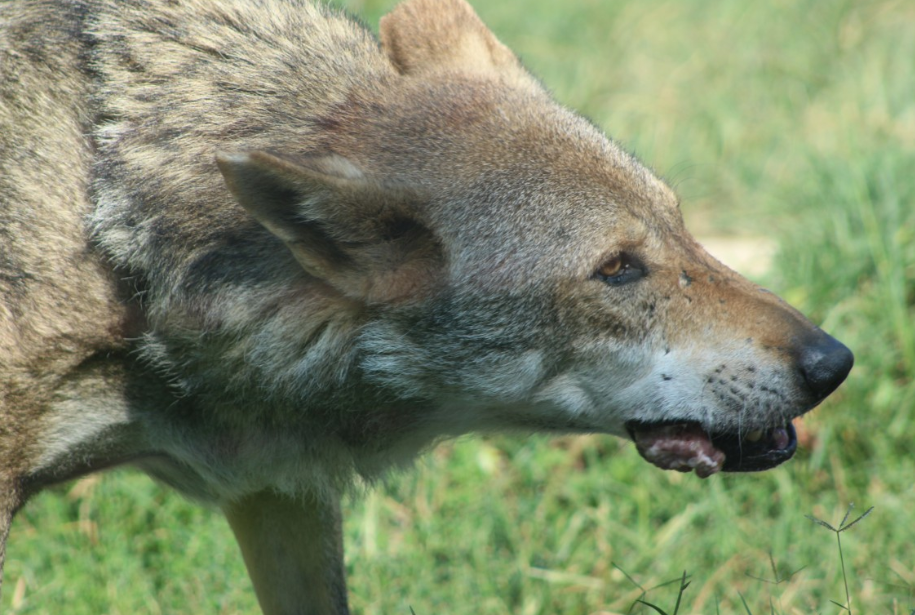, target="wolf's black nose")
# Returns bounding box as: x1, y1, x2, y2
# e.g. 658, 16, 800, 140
797, 332, 854, 400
